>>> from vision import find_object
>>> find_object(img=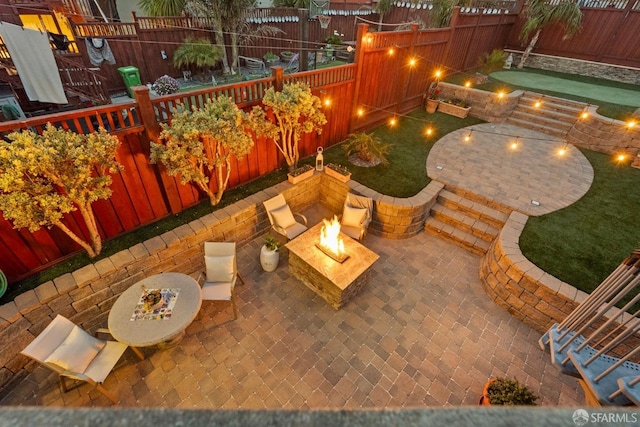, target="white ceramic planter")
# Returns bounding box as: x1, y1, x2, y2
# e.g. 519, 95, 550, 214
260, 245, 279, 272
